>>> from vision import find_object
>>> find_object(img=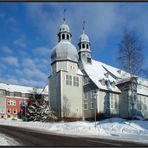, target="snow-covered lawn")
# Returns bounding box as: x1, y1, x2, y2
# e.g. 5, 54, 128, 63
0, 117, 148, 145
